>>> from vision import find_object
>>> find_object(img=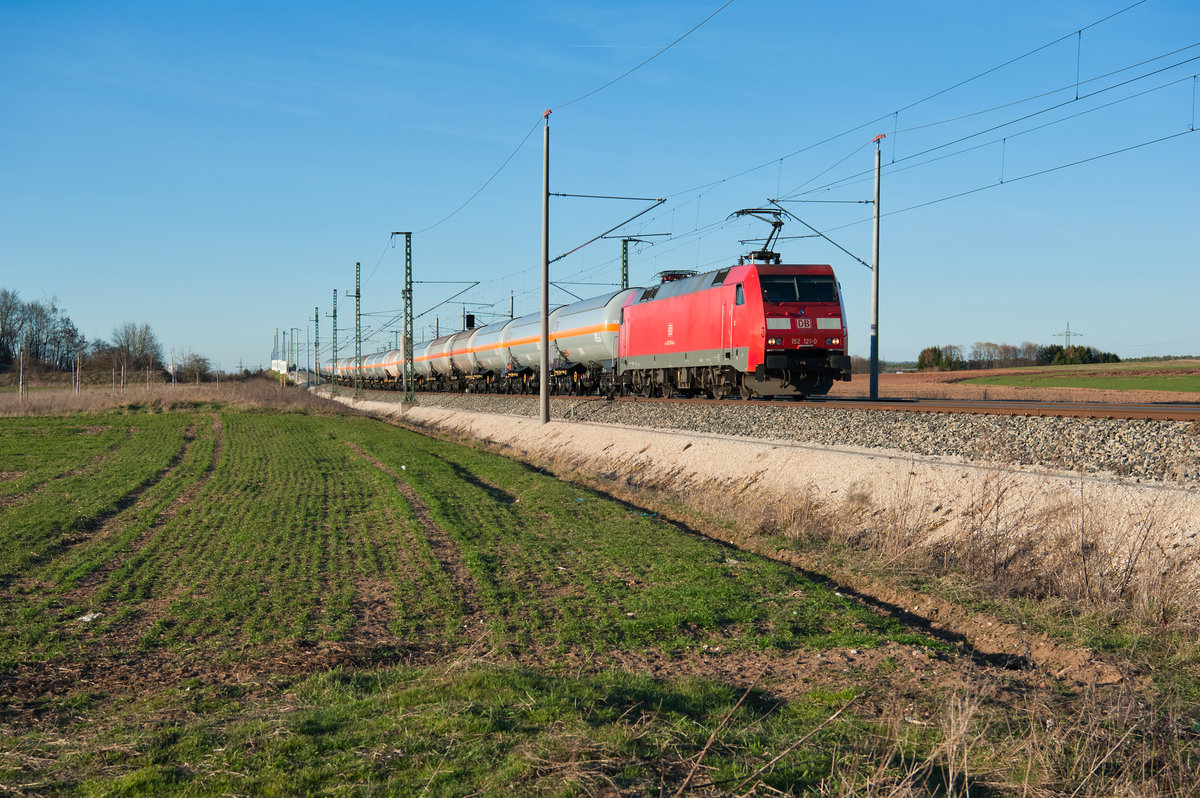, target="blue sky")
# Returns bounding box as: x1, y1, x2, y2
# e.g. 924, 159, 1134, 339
2, 0, 1197, 370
